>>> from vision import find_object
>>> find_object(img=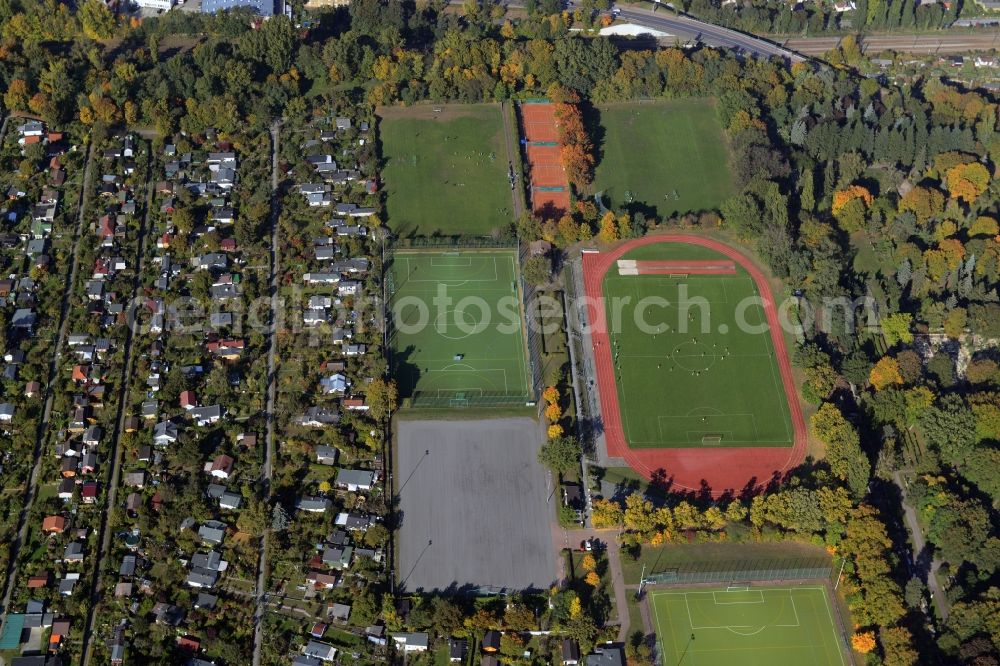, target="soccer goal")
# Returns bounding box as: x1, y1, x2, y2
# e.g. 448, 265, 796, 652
701, 434, 723, 445
726, 583, 751, 592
